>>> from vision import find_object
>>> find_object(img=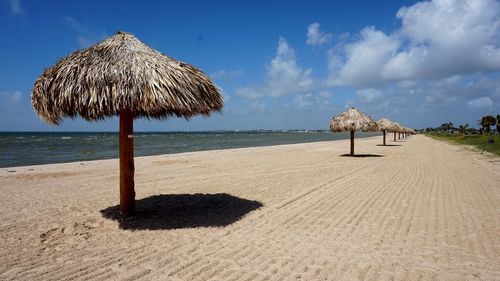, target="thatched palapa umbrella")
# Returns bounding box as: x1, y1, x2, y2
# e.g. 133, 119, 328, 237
404, 127, 411, 138
401, 126, 411, 138
376, 118, 396, 146
393, 122, 402, 141
406, 127, 414, 137
329, 107, 378, 156
32, 31, 223, 216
